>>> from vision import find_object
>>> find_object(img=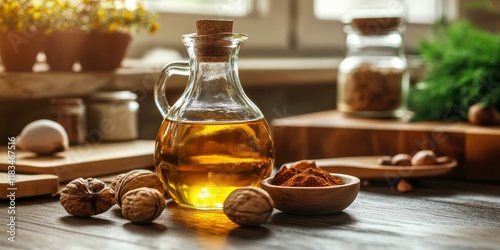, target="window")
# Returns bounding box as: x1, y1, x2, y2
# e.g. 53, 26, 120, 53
314, 0, 441, 24
143, 0, 253, 16
128, 0, 291, 58
128, 0, 458, 58
293, 0, 458, 56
